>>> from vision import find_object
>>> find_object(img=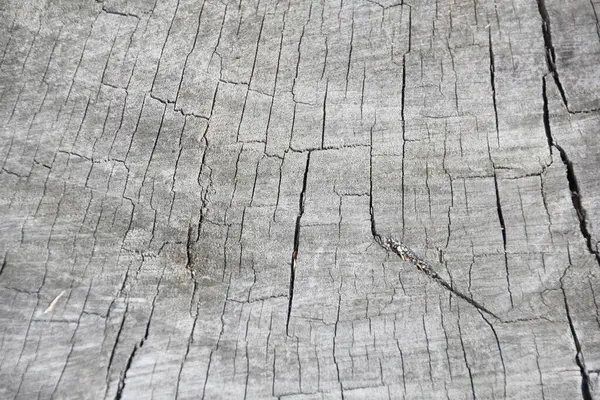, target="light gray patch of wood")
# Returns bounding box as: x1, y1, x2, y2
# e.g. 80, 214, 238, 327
0, 0, 599, 399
